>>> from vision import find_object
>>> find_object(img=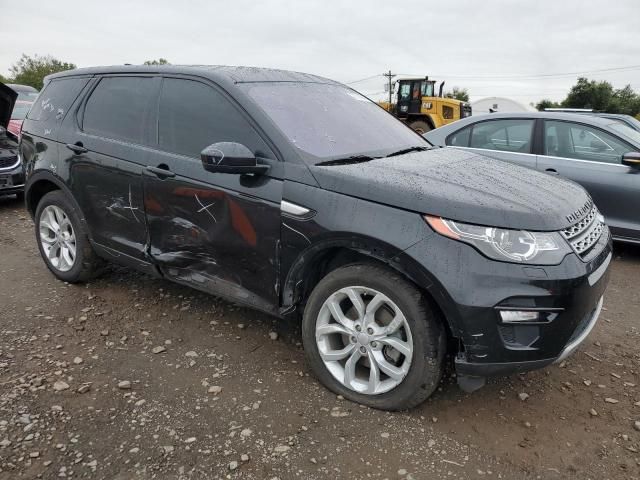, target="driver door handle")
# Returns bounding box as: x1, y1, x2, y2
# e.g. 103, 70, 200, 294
145, 165, 176, 178
66, 143, 88, 154
545, 168, 558, 175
